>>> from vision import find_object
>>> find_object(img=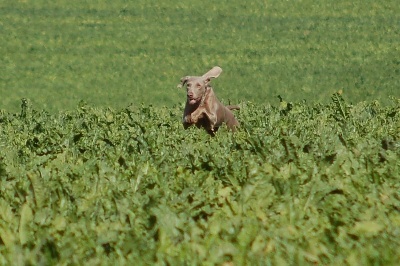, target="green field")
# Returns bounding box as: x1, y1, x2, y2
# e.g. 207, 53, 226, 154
0, 95, 399, 265
1, 0, 400, 265
1, 0, 399, 112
